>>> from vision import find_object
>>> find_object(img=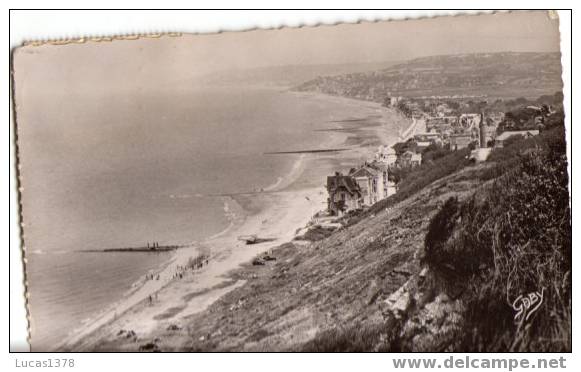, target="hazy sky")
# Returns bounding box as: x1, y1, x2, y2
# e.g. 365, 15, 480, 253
13, 11, 561, 95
